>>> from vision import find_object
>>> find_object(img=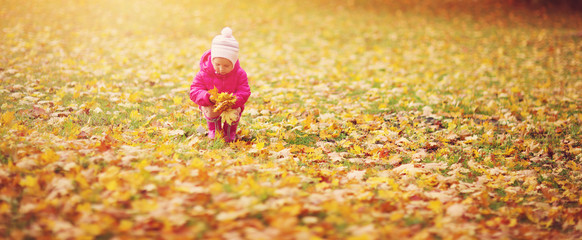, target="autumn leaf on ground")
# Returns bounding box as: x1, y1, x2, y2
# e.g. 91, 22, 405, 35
1, 0, 581, 239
